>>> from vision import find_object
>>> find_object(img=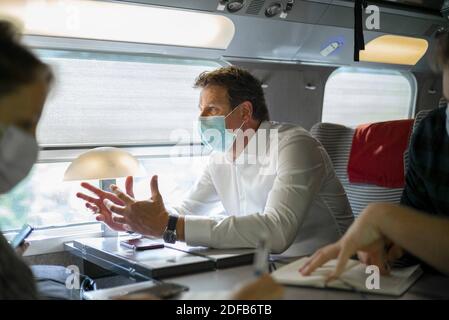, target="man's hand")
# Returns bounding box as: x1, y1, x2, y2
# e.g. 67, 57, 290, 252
76, 176, 136, 232
299, 203, 401, 281
104, 175, 169, 237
